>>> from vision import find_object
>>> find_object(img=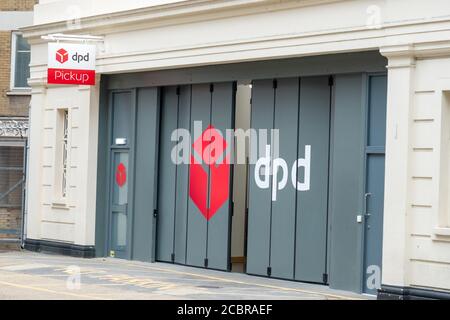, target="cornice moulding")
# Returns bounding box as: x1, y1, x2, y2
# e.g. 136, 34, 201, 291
381, 40, 450, 59
20, 0, 352, 40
